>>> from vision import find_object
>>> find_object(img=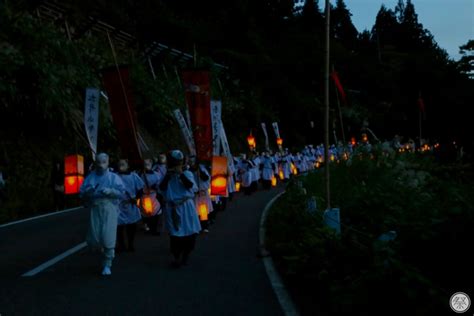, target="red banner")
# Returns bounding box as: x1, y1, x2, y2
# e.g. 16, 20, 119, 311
102, 66, 142, 167
182, 70, 212, 162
